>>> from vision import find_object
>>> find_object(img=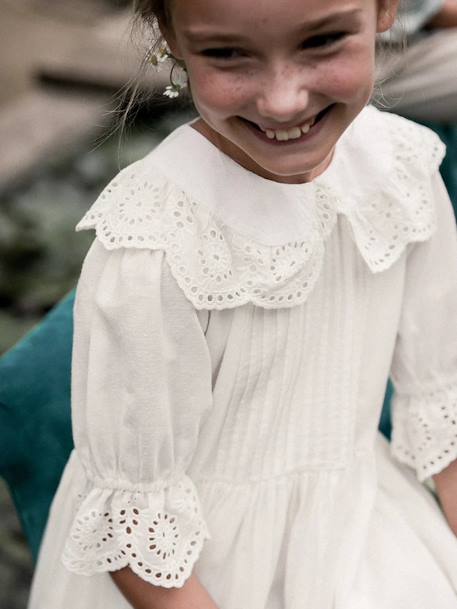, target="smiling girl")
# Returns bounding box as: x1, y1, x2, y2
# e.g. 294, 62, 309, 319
28, 0, 457, 608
